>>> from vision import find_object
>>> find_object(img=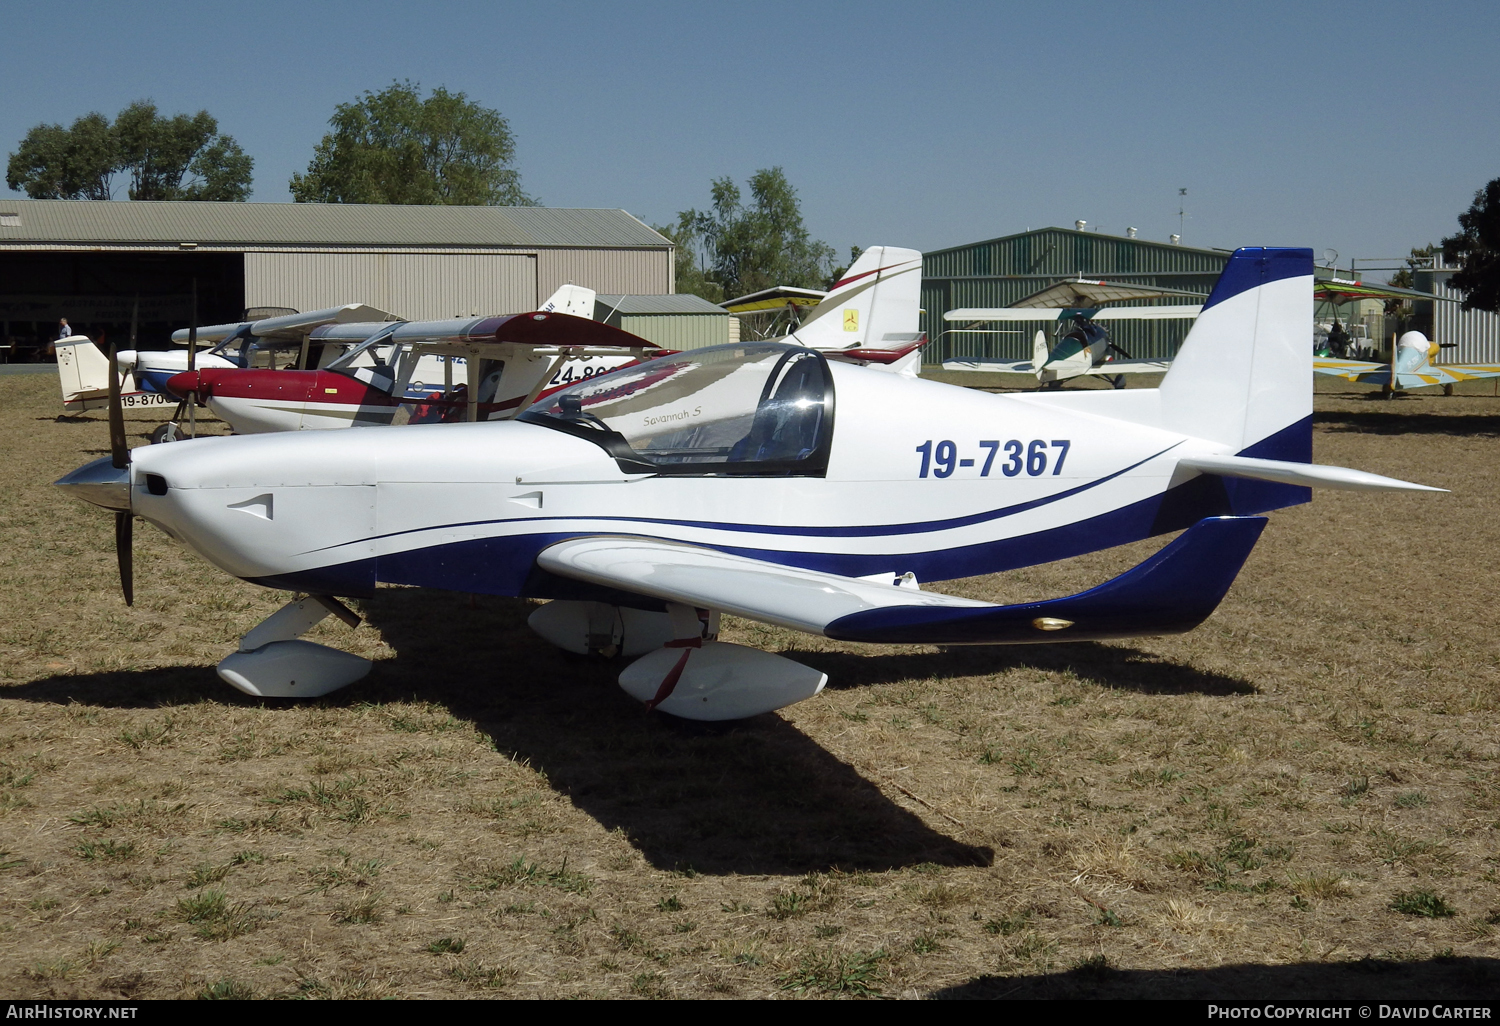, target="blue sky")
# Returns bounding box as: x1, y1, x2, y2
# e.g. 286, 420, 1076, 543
4, 1, 1496, 278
